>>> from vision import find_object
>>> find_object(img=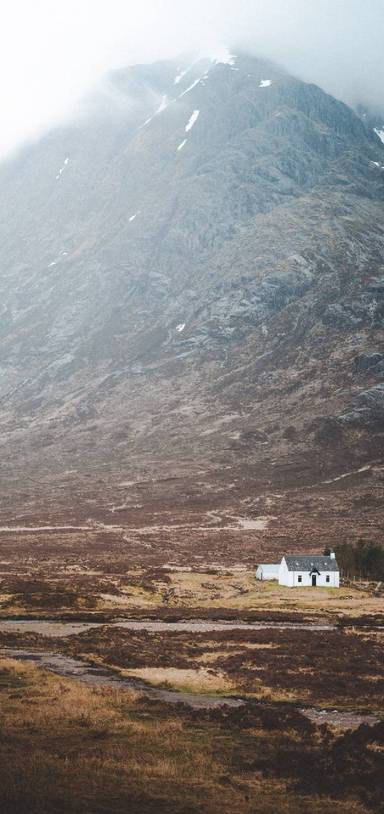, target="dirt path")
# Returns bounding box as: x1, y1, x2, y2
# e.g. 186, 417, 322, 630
0, 515, 273, 533
0, 525, 99, 532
